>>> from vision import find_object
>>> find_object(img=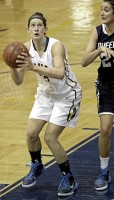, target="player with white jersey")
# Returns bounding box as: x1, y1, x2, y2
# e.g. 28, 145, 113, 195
10, 12, 82, 197
29, 37, 81, 128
